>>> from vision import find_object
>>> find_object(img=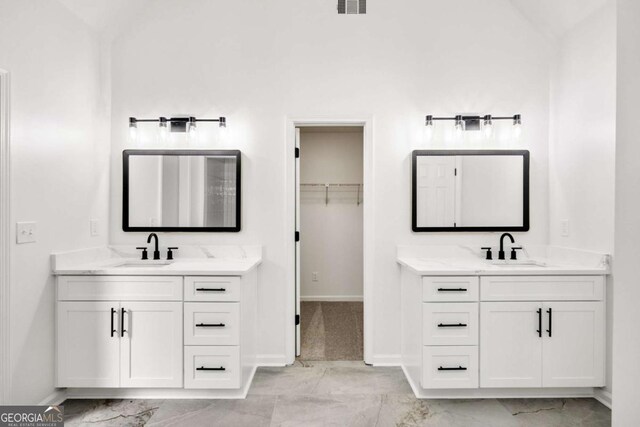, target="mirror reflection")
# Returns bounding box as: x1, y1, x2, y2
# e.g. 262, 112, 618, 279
124, 150, 241, 231
412, 150, 529, 231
